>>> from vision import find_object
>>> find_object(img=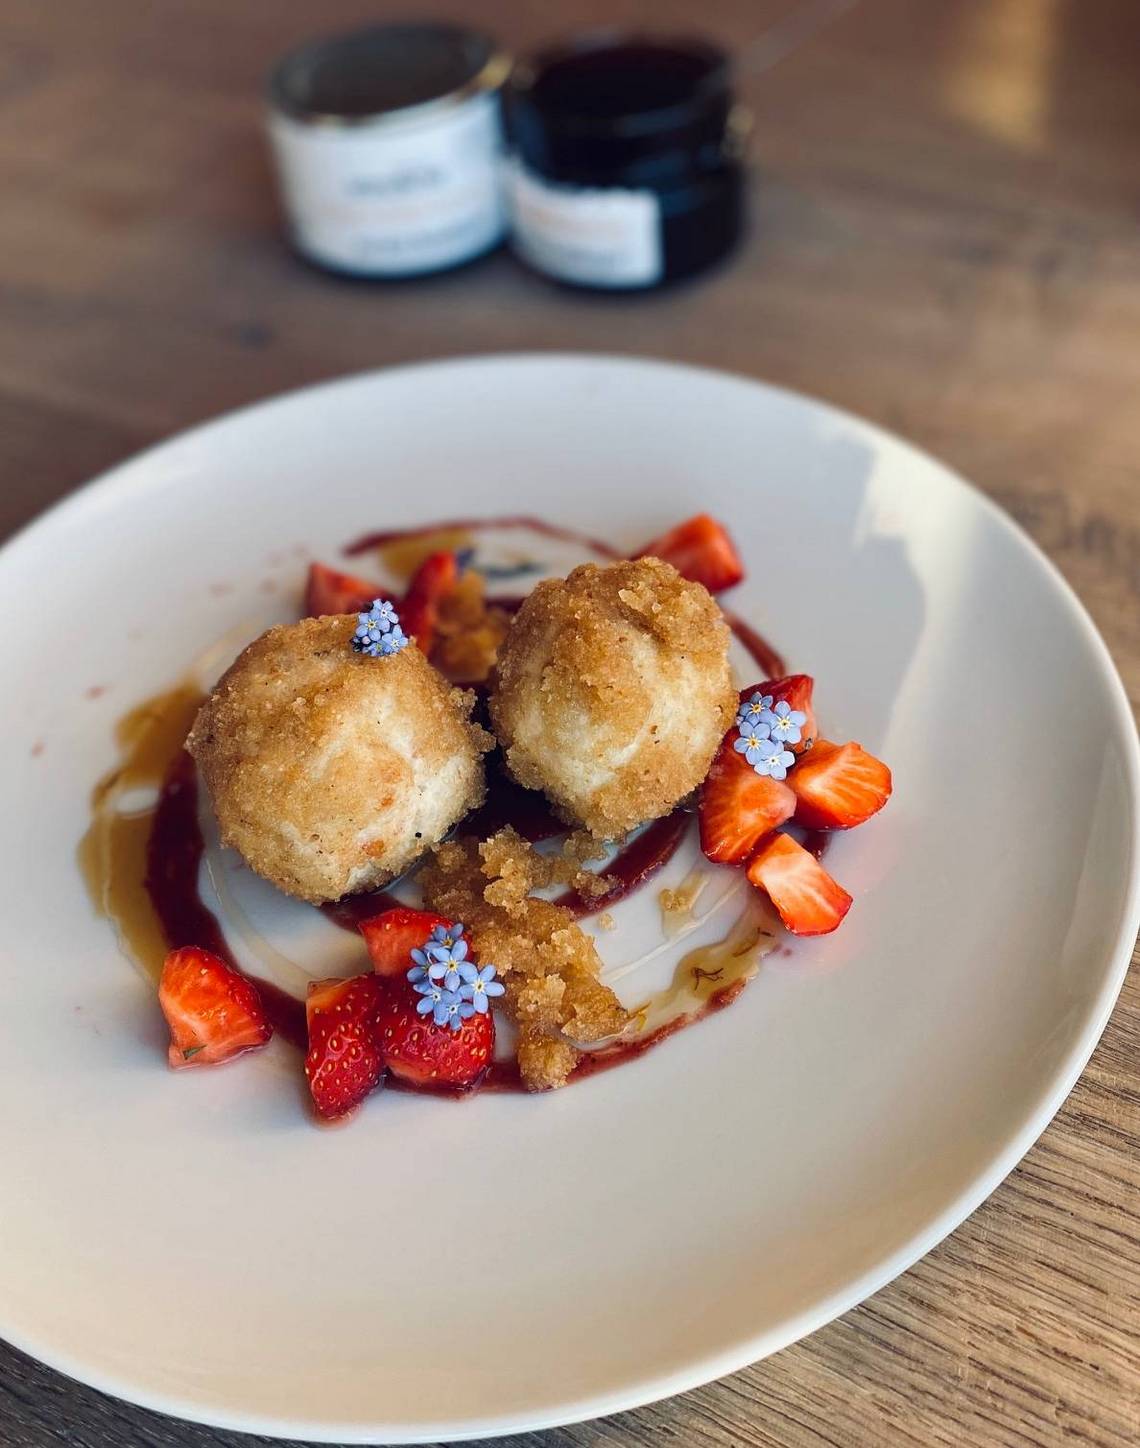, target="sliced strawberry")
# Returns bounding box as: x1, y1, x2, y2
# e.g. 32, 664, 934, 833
159, 947, 272, 1069
738, 674, 817, 754
376, 983, 494, 1091
304, 973, 389, 1120
746, 833, 852, 935
401, 550, 460, 656
304, 562, 380, 618
788, 740, 892, 830
699, 736, 796, 865
637, 514, 744, 593
359, 907, 451, 980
